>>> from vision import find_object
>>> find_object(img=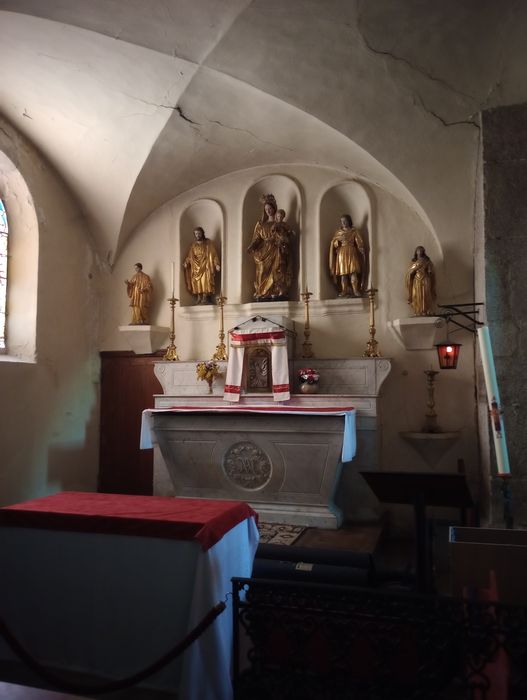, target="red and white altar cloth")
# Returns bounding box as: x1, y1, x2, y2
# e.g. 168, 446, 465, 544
0, 492, 259, 700
141, 405, 357, 462
224, 325, 290, 402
